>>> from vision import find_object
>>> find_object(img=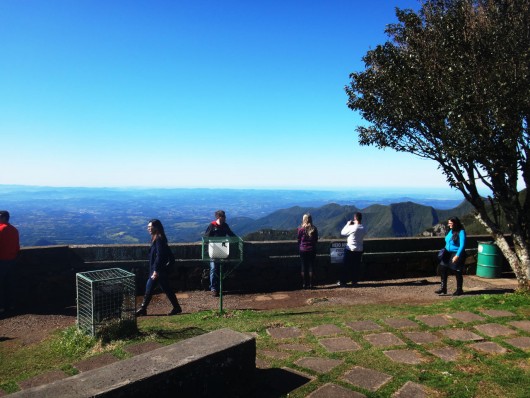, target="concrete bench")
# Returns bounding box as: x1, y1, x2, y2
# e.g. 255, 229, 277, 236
11, 328, 256, 397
